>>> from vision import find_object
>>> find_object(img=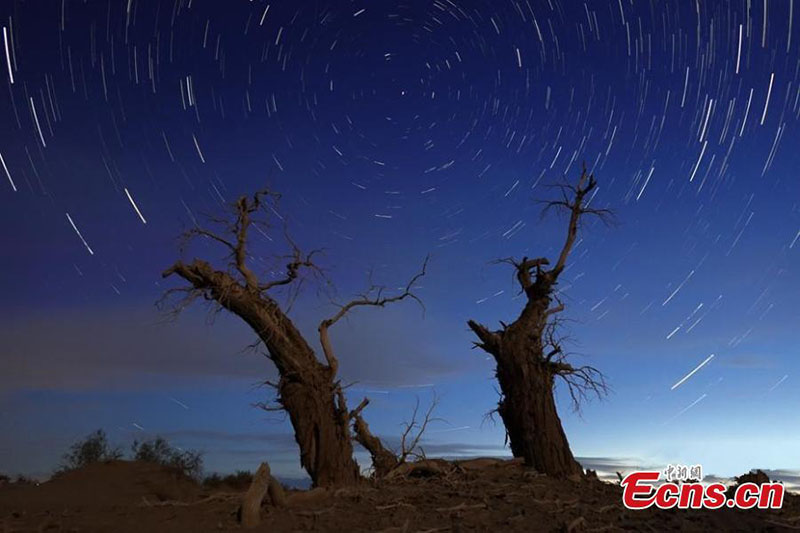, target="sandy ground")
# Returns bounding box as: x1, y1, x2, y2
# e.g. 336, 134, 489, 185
2, 459, 799, 532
